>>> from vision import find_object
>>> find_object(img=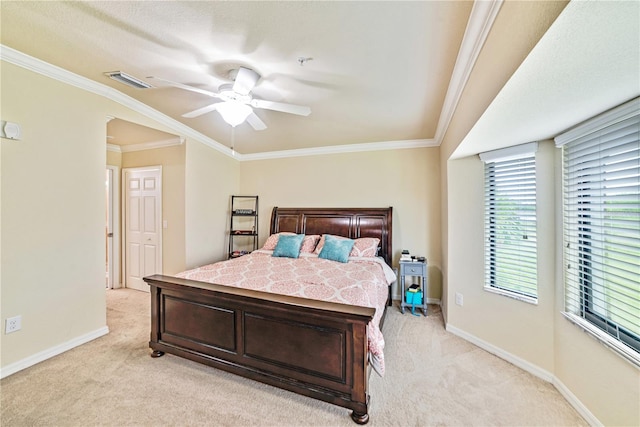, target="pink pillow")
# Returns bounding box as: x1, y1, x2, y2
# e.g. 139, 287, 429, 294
300, 235, 321, 253
261, 232, 294, 250
262, 233, 320, 253
314, 235, 380, 257
350, 237, 380, 257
